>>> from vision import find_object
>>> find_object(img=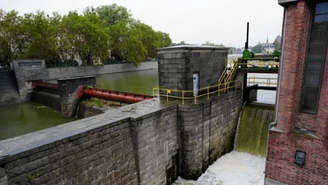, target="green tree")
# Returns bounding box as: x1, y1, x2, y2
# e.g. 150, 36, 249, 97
19, 11, 61, 63
96, 4, 131, 25
0, 4, 171, 67
133, 22, 156, 57
59, 12, 110, 65
156, 31, 172, 48
0, 10, 26, 65
273, 35, 281, 50
202, 41, 215, 46
251, 42, 263, 53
